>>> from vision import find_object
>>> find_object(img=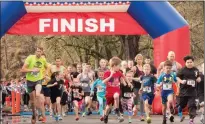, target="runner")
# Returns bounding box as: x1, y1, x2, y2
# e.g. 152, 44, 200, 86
139, 64, 157, 124
132, 54, 145, 121
21, 77, 30, 112
41, 54, 52, 118
197, 72, 204, 124
103, 56, 129, 123
21, 46, 48, 123
76, 63, 83, 74
99, 59, 109, 72
157, 51, 182, 77
61, 65, 73, 116
86, 63, 97, 111
91, 69, 106, 121
50, 57, 66, 117
47, 72, 64, 121
157, 60, 177, 124
121, 60, 128, 75
94, 59, 108, 114
77, 64, 94, 116
176, 55, 201, 124
120, 70, 134, 123
127, 60, 134, 70
144, 56, 157, 76
51, 57, 66, 75
157, 51, 182, 117
70, 72, 84, 121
